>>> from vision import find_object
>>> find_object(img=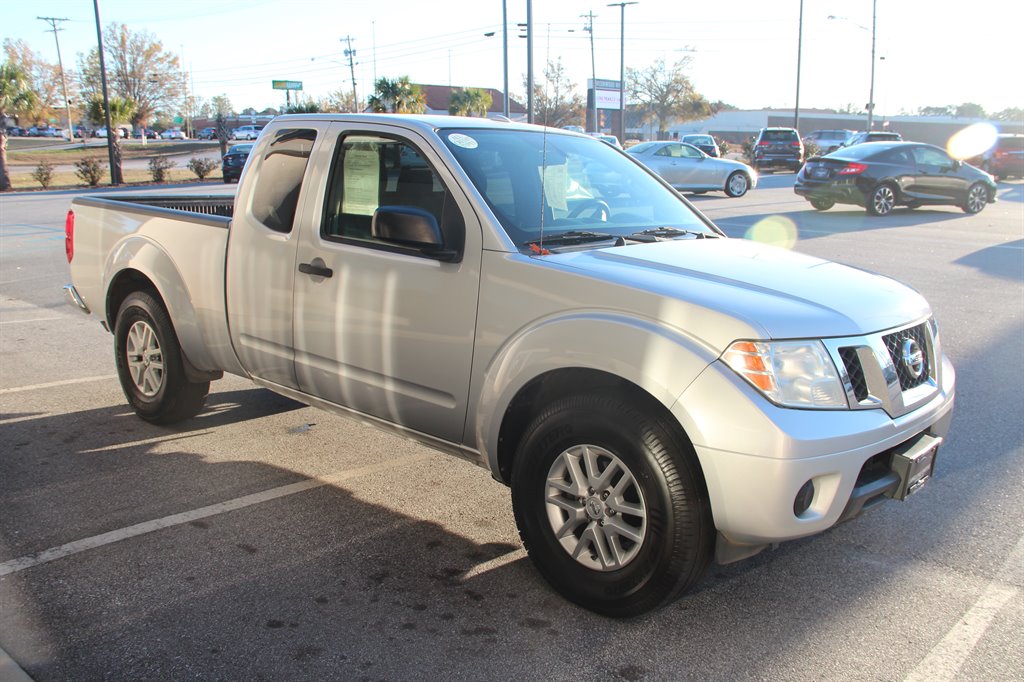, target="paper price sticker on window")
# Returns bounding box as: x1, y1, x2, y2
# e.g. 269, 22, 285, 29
448, 133, 478, 149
